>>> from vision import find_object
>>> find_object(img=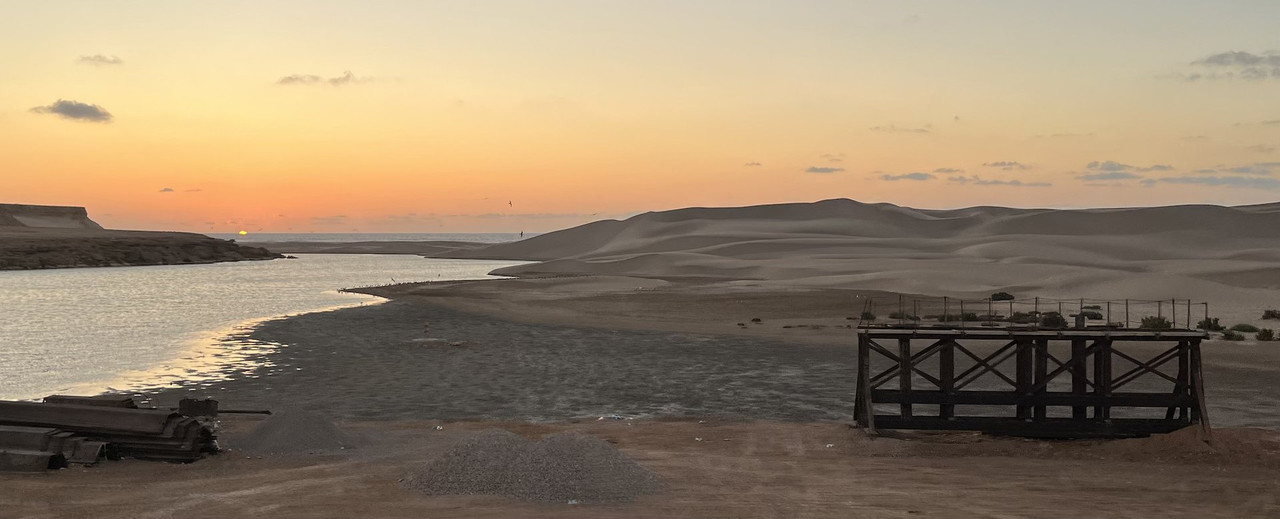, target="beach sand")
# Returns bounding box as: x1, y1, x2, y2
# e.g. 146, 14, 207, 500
8, 199, 1280, 517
